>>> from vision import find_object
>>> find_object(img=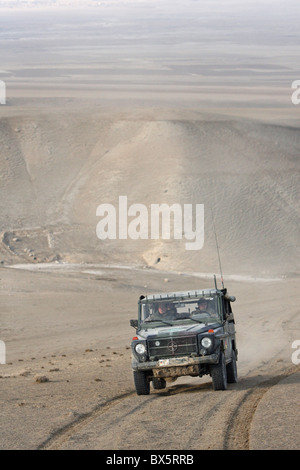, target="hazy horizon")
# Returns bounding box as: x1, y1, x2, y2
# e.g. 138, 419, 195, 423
1, 0, 299, 100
